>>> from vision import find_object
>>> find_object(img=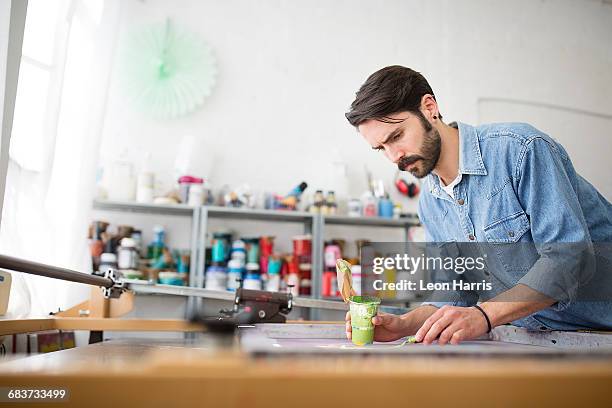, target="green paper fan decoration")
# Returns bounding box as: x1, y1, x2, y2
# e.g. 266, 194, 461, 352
120, 19, 217, 119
